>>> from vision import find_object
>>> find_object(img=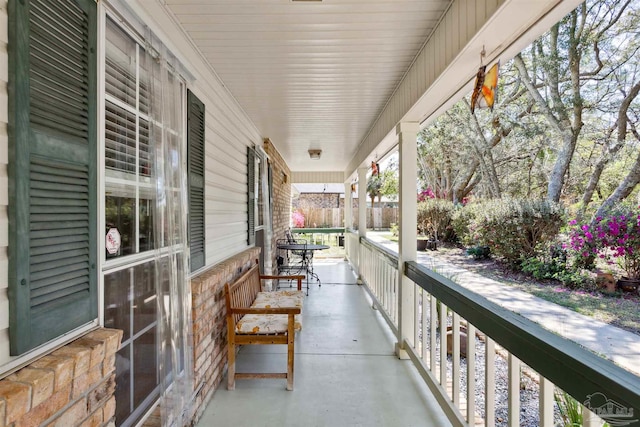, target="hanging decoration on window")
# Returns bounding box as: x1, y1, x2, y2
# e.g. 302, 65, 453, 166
371, 161, 380, 176
471, 47, 500, 114
350, 183, 356, 193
